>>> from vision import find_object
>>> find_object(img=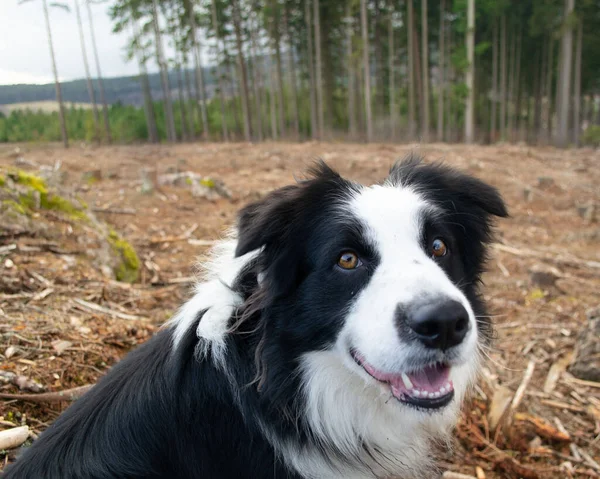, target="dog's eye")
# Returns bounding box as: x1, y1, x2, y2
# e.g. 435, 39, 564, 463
431, 239, 448, 258
337, 252, 360, 270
